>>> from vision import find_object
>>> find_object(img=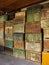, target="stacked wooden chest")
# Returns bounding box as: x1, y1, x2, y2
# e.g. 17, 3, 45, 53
5, 20, 13, 55
25, 5, 42, 63
13, 11, 25, 59
41, 8, 49, 51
